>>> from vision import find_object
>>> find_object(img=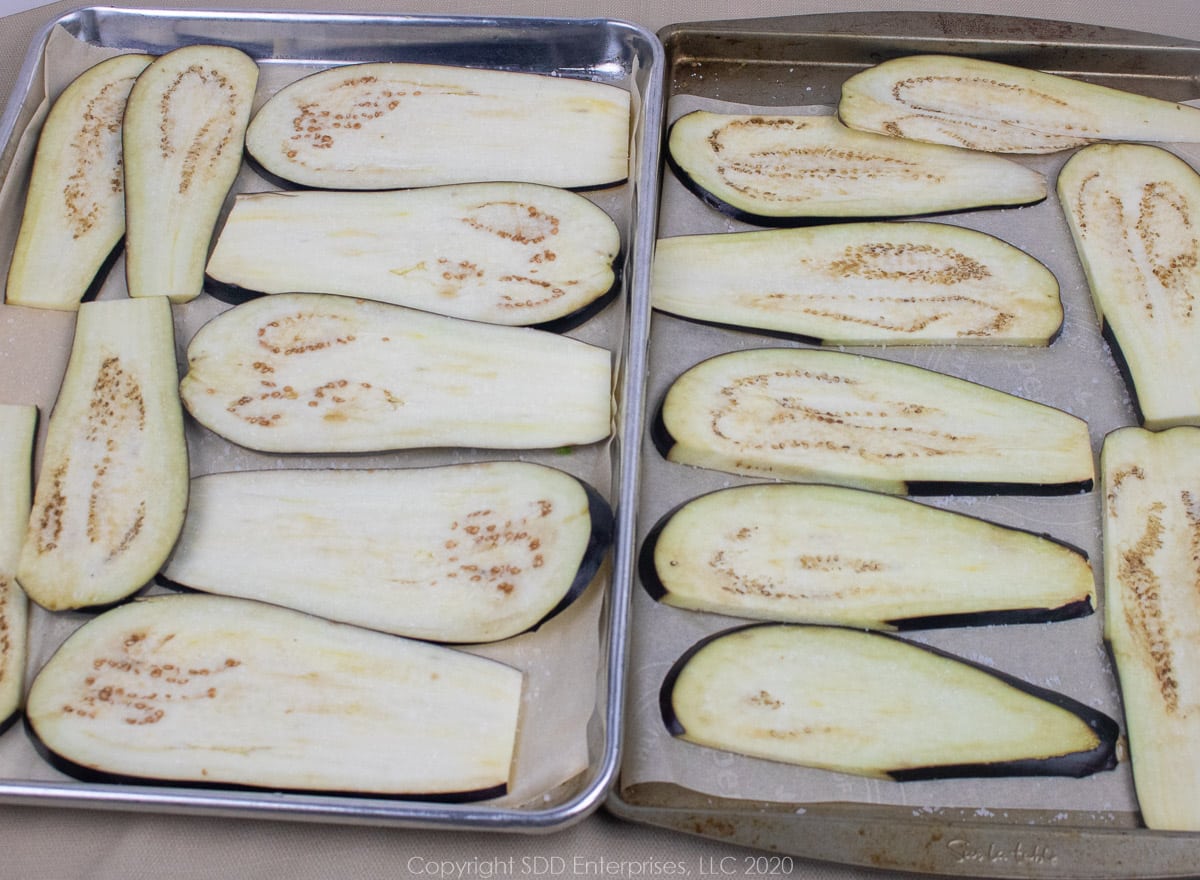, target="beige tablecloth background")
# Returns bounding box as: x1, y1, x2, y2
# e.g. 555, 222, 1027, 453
0, 1, 1197, 878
